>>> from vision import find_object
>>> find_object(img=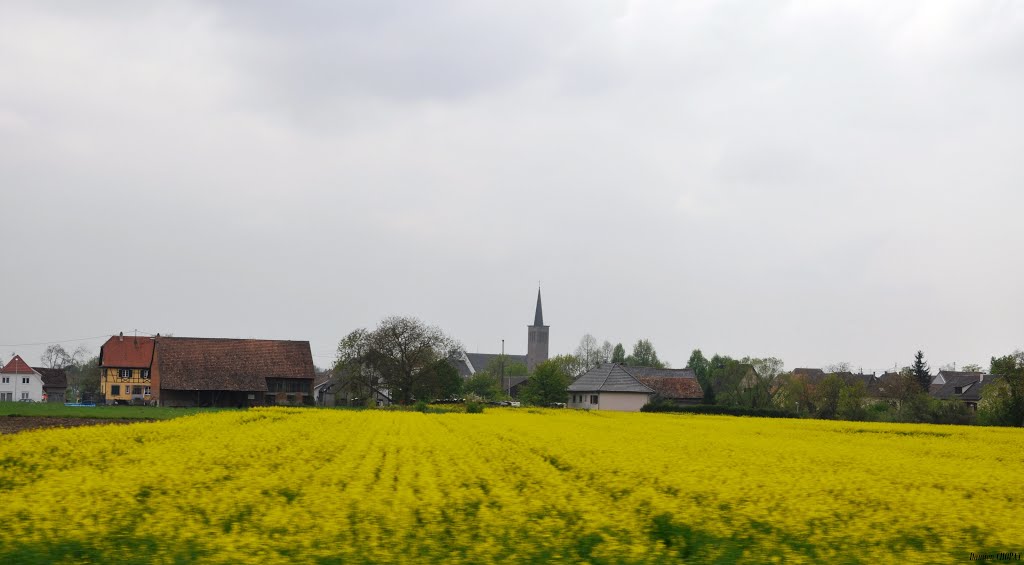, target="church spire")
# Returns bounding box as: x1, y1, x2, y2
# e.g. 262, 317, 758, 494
533, 287, 544, 327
